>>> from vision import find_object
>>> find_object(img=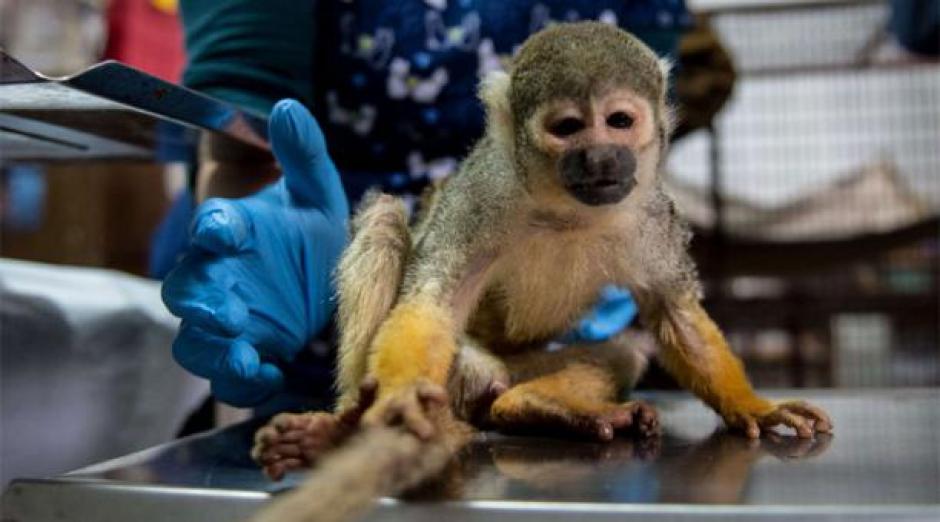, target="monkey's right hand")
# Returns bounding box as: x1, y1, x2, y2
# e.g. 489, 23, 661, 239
161, 100, 349, 407
362, 380, 449, 440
